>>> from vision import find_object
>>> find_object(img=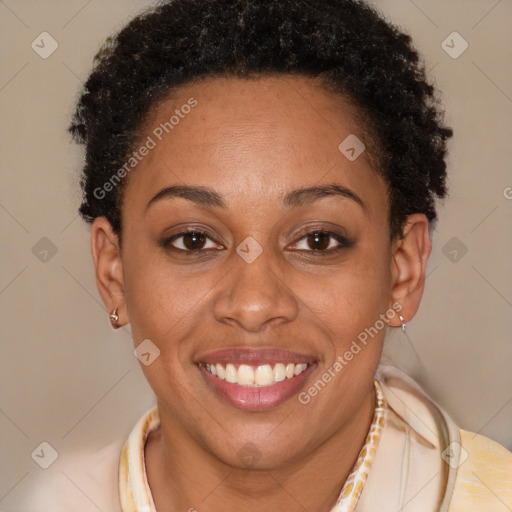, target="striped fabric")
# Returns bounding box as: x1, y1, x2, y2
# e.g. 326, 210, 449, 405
331, 380, 387, 511
118, 406, 159, 512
